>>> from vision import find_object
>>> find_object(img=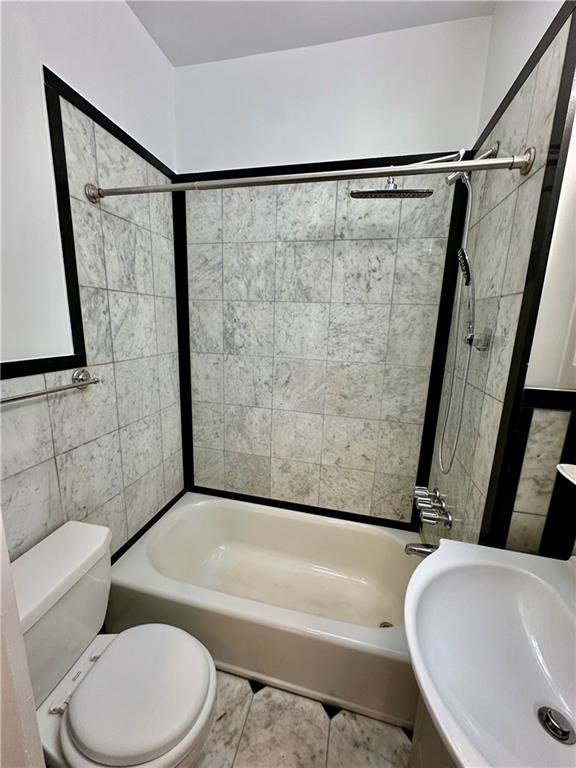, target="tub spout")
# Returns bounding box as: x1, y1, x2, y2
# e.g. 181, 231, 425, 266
405, 543, 438, 558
